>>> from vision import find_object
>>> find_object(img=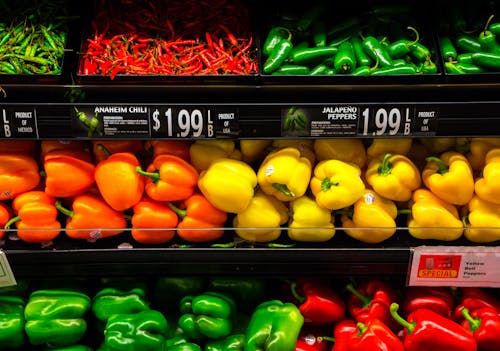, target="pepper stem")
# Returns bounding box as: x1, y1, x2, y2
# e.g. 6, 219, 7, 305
4, 216, 20, 229
425, 156, 449, 174
97, 143, 111, 158
167, 202, 187, 219
321, 177, 339, 192
406, 26, 420, 46
345, 283, 371, 307
317, 336, 335, 343
290, 282, 306, 304
397, 209, 412, 215
136, 166, 161, 183
272, 183, 295, 197
377, 153, 393, 176
356, 322, 368, 336
461, 307, 481, 331
483, 15, 495, 34
390, 303, 415, 334
55, 200, 74, 218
